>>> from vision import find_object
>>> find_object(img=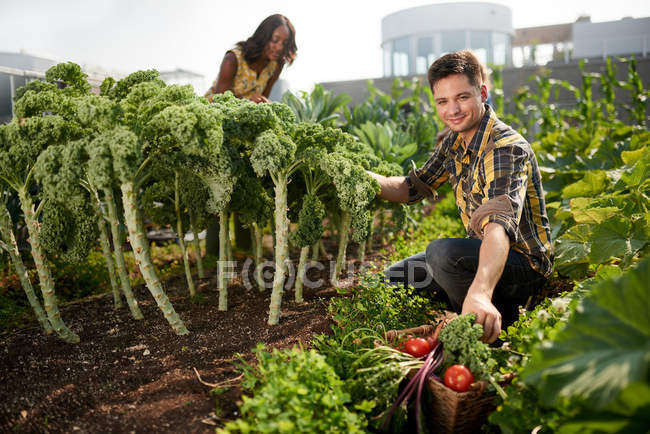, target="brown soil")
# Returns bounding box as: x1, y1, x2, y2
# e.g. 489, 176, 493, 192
0, 248, 388, 434
0, 240, 570, 434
